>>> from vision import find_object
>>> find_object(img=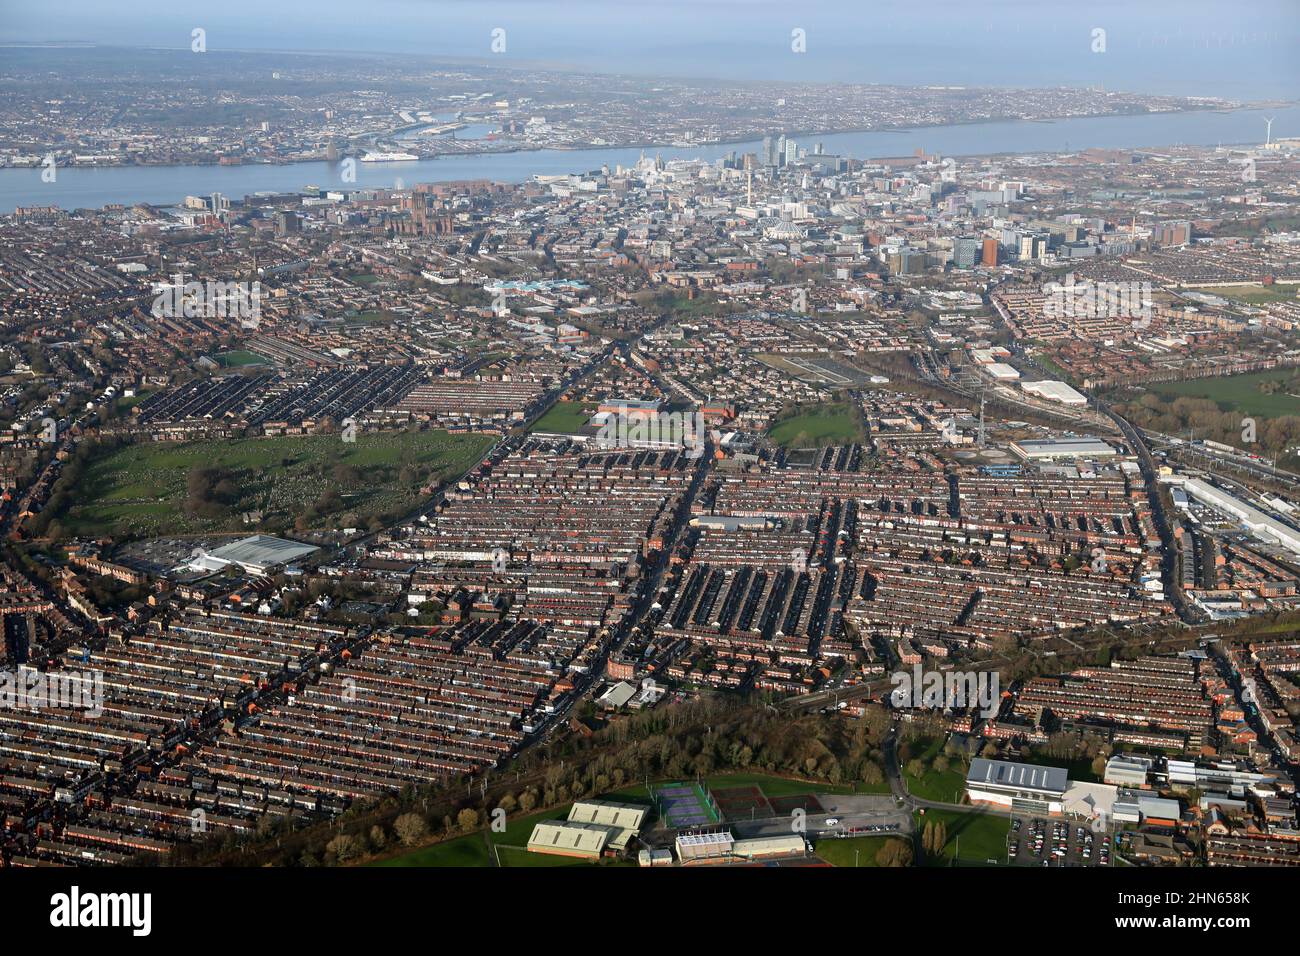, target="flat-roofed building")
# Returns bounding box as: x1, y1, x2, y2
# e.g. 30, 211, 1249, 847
1137, 795, 1183, 826
1062, 780, 1119, 823
567, 800, 647, 851
1165, 477, 1300, 557
731, 834, 807, 860
189, 534, 319, 575
1104, 756, 1153, 789
966, 758, 1069, 815
527, 820, 616, 858
1021, 380, 1088, 405
675, 829, 734, 863
1010, 437, 1116, 461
